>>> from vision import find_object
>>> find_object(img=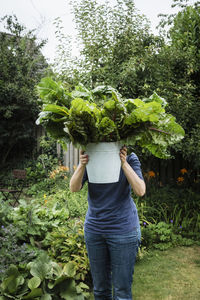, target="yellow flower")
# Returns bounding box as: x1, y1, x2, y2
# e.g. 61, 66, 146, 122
73, 165, 77, 171
43, 194, 47, 199
180, 168, 187, 175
